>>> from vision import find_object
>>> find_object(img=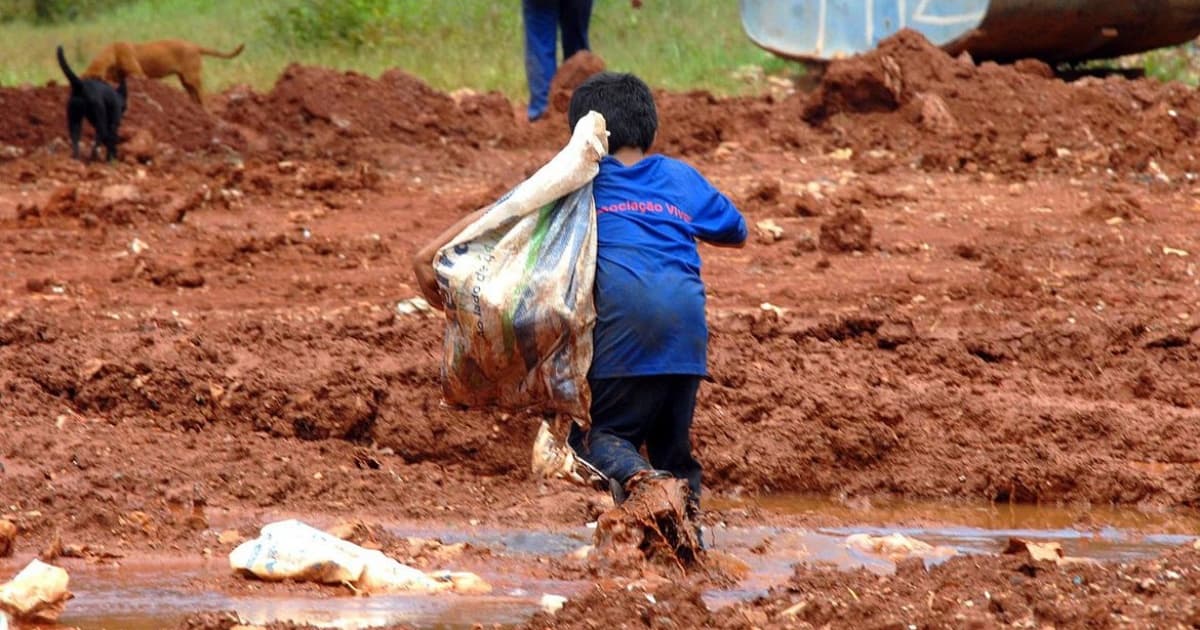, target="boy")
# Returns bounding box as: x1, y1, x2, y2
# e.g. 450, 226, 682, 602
414, 72, 746, 530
